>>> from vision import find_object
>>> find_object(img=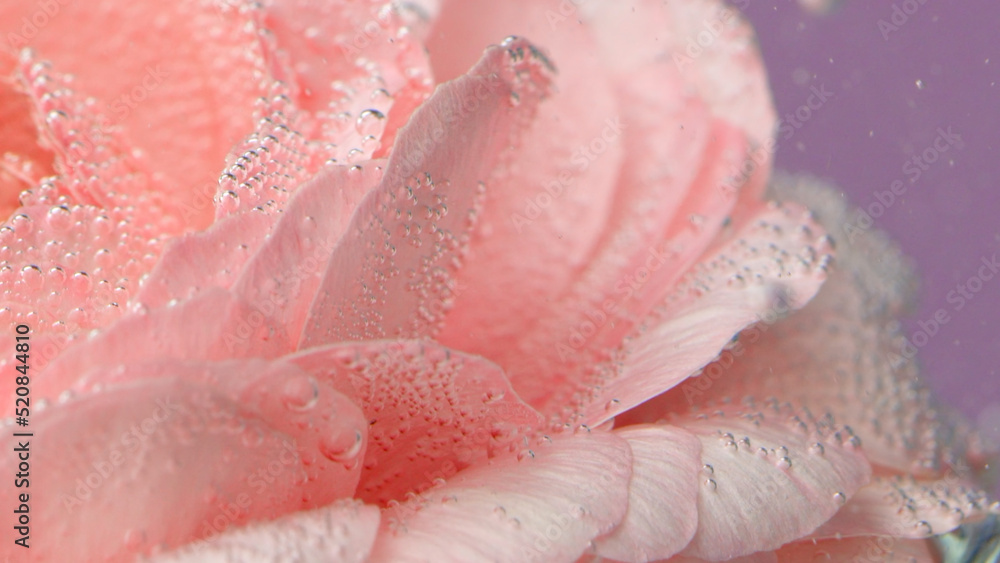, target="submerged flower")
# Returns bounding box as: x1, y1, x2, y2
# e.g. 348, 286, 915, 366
0, 0, 995, 561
